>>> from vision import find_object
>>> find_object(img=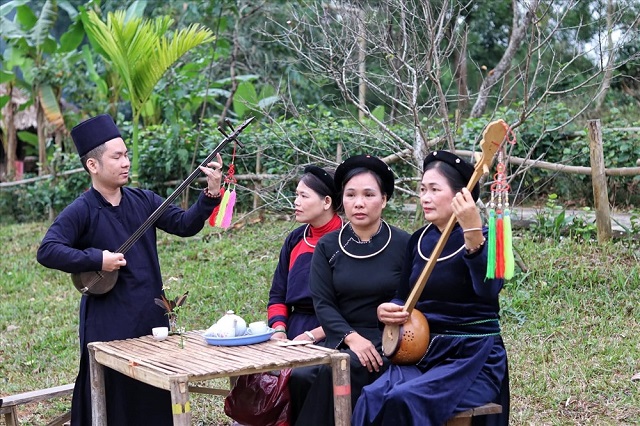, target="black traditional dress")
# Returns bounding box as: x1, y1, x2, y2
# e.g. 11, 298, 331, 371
352, 224, 509, 426
267, 214, 342, 339
289, 221, 410, 426
37, 187, 219, 426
